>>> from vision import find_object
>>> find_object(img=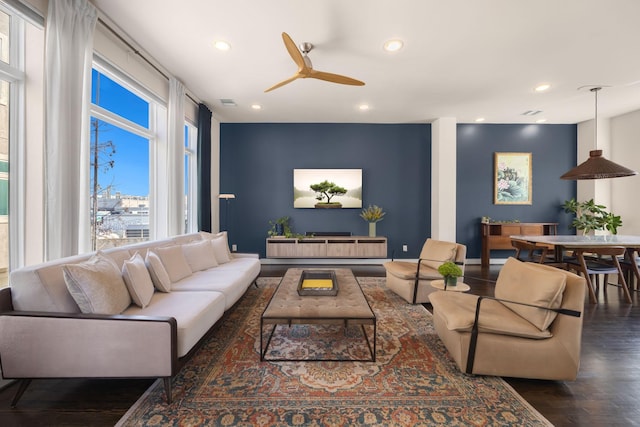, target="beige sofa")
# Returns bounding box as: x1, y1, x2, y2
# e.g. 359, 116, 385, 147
430, 257, 586, 381
0, 232, 260, 405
